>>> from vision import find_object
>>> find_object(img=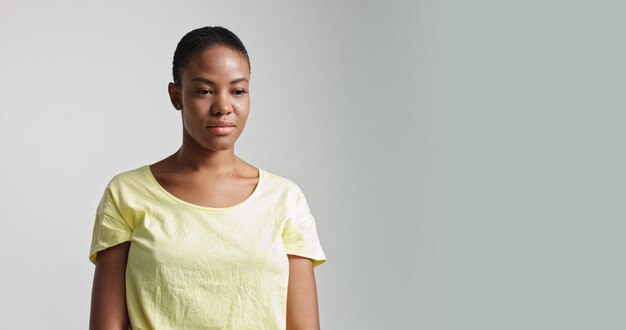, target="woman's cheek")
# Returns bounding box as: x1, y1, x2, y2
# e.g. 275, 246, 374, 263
236, 98, 250, 110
